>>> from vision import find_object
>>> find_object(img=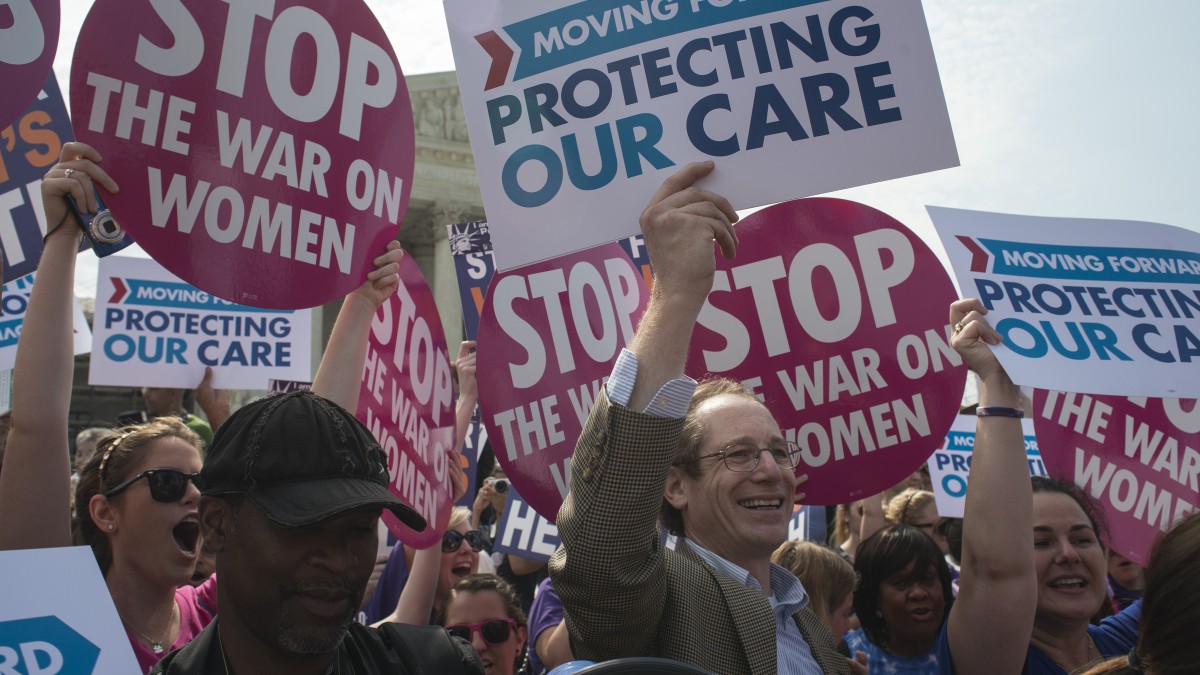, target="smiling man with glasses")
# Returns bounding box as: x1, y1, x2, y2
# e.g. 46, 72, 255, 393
550, 164, 852, 675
